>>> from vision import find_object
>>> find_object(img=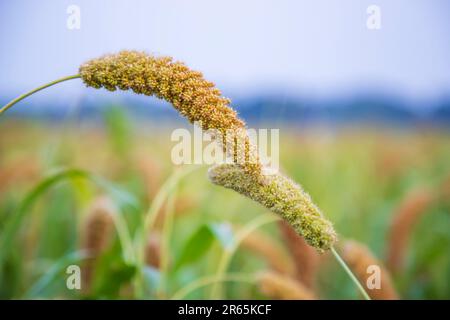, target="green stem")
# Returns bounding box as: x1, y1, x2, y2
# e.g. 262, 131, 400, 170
0, 75, 81, 115
133, 166, 199, 298
210, 213, 280, 299
331, 247, 371, 300
158, 186, 177, 298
